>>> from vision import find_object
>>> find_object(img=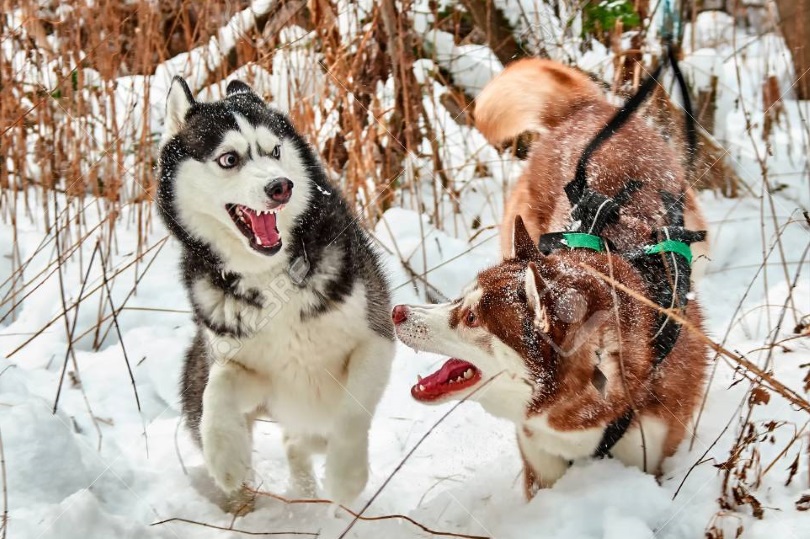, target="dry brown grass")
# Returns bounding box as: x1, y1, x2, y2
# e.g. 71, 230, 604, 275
0, 0, 498, 274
